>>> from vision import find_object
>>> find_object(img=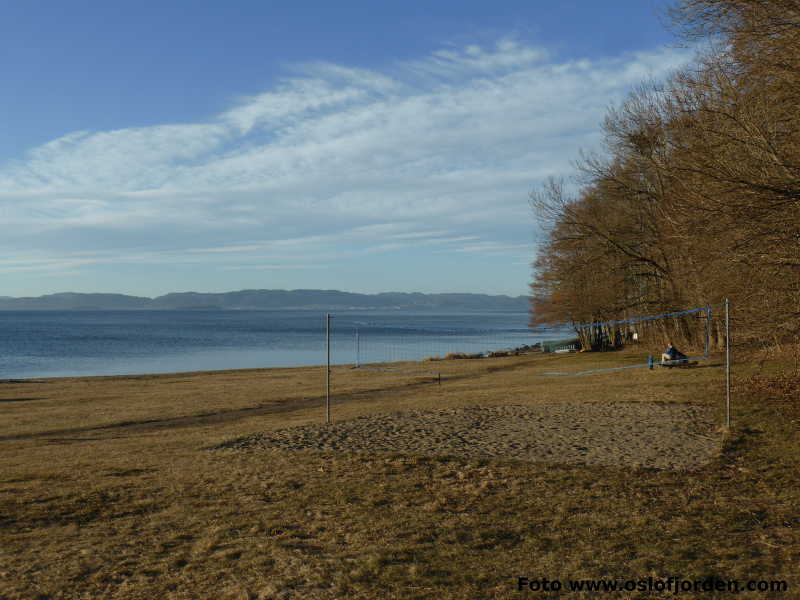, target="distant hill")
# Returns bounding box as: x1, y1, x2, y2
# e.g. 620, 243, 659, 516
0, 293, 152, 310
0, 289, 529, 311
